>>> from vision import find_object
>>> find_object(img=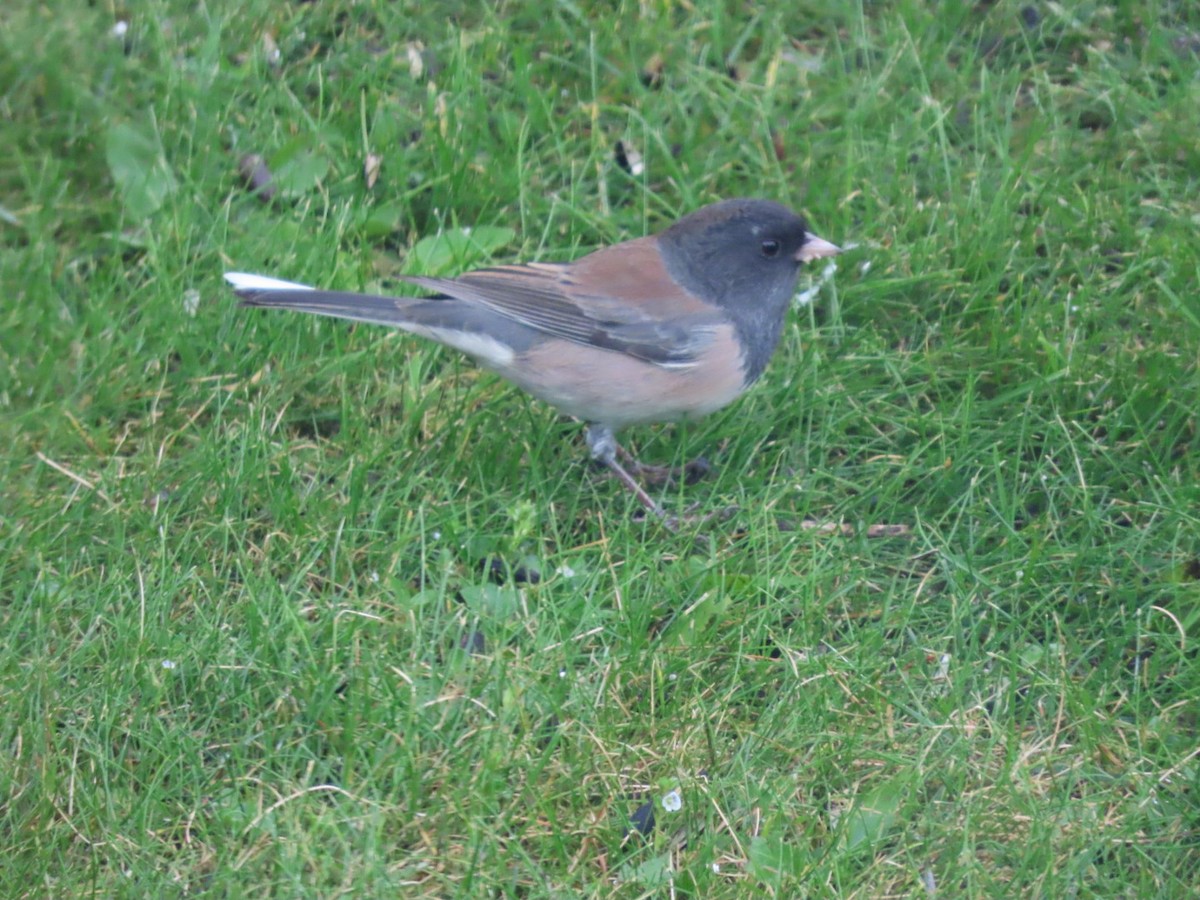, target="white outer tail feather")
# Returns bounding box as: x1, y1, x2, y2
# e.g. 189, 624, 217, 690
224, 272, 315, 292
